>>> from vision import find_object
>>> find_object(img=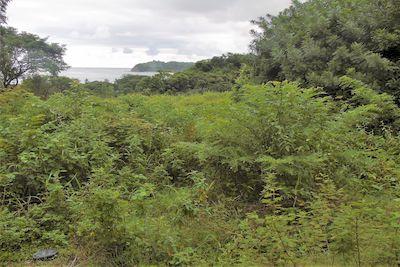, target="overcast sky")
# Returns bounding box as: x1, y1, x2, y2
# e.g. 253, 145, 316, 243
7, 0, 293, 68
